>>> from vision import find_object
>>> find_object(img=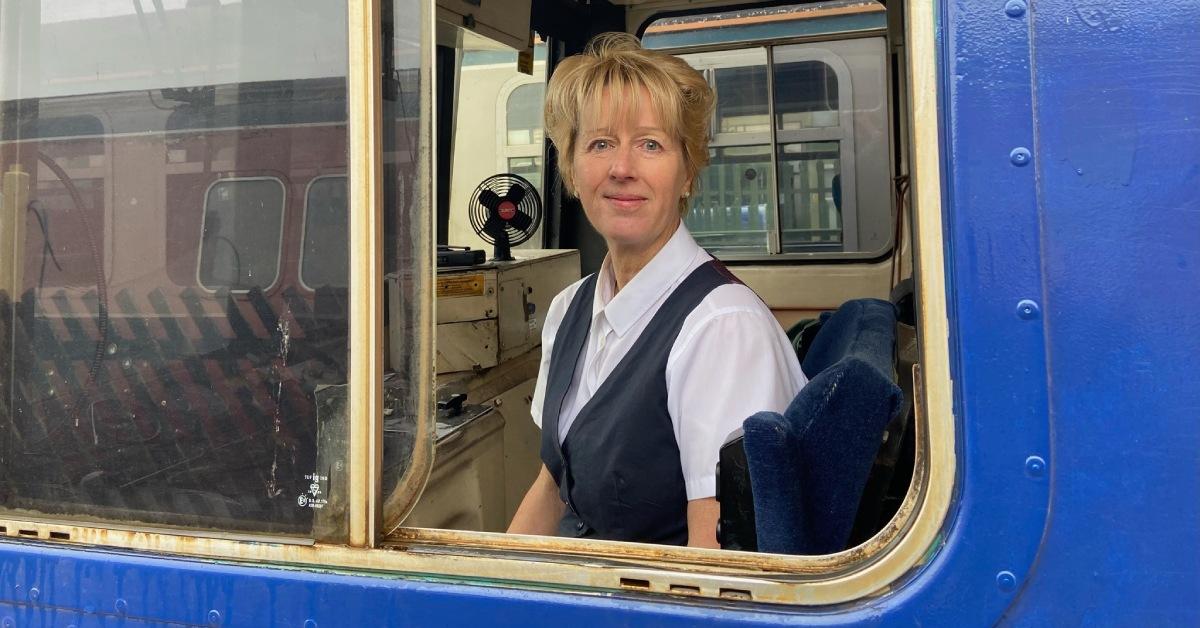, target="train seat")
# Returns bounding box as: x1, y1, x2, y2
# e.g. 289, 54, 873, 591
741, 298, 903, 555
